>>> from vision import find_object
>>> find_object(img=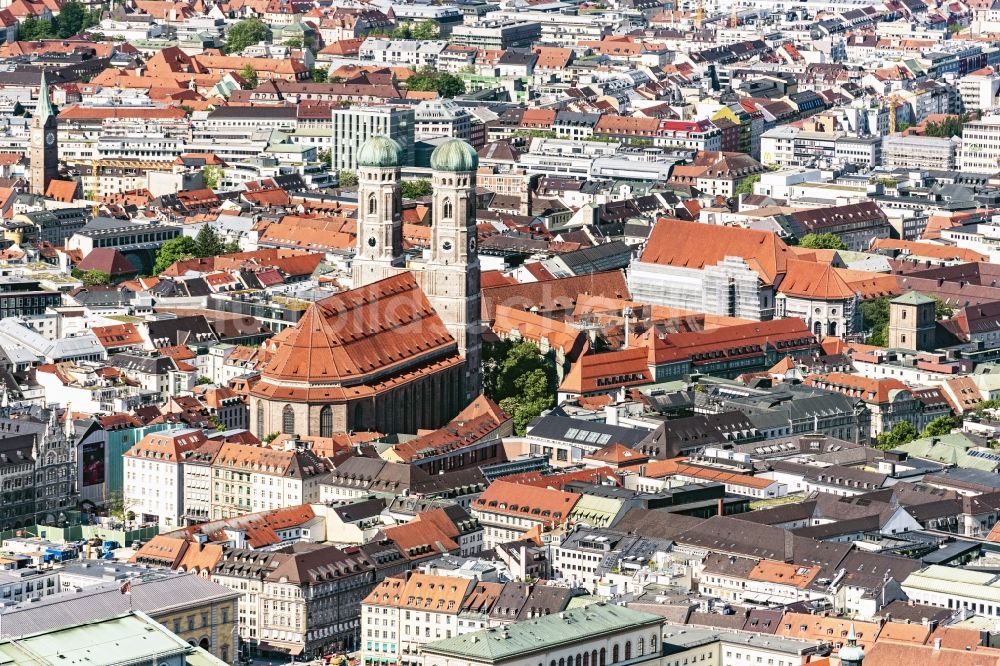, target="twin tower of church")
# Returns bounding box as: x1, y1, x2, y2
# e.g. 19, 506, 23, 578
351, 136, 483, 396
